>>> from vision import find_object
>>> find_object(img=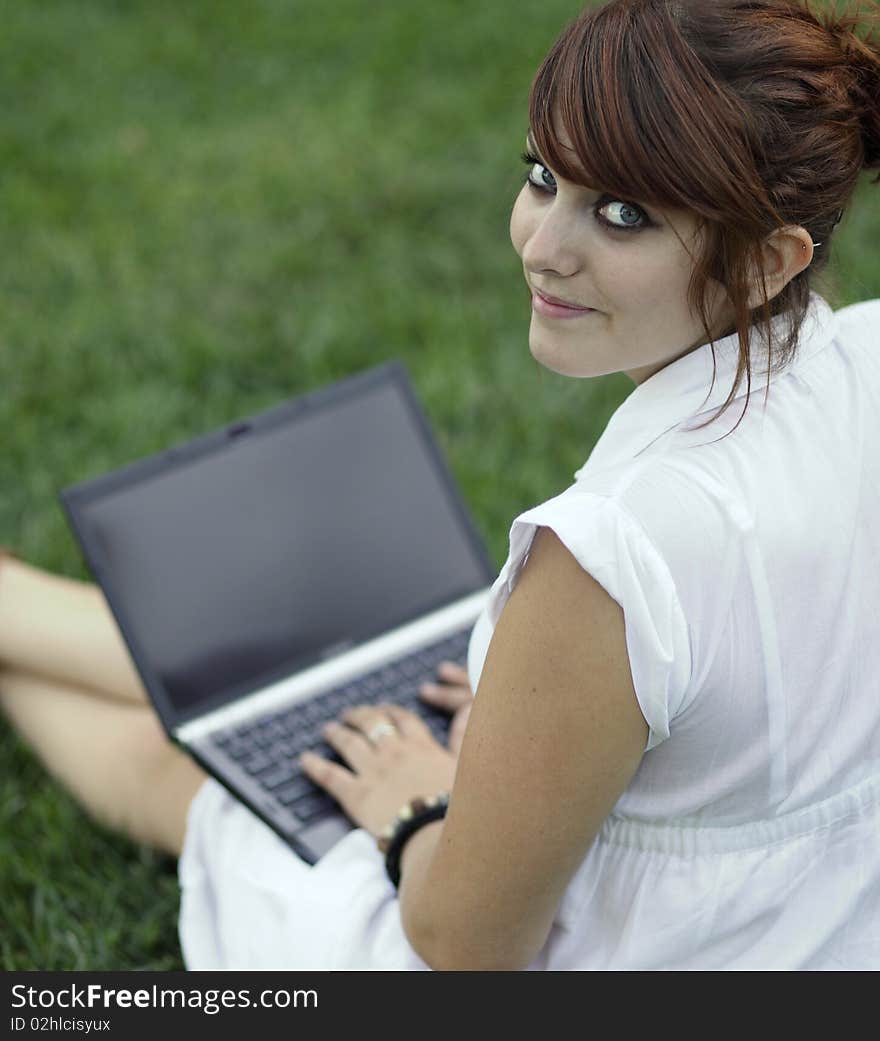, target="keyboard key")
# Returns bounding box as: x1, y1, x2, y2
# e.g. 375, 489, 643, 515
266, 722, 287, 743
275, 774, 318, 805
379, 665, 399, 686
260, 763, 300, 790
286, 729, 315, 755
251, 728, 273, 750
241, 751, 274, 776
385, 685, 411, 706
293, 791, 336, 823
277, 712, 302, 736
399, 658, 422, 680
299, 702, 321, 720
324, 690, 347, 714
220, 737, 252, 760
